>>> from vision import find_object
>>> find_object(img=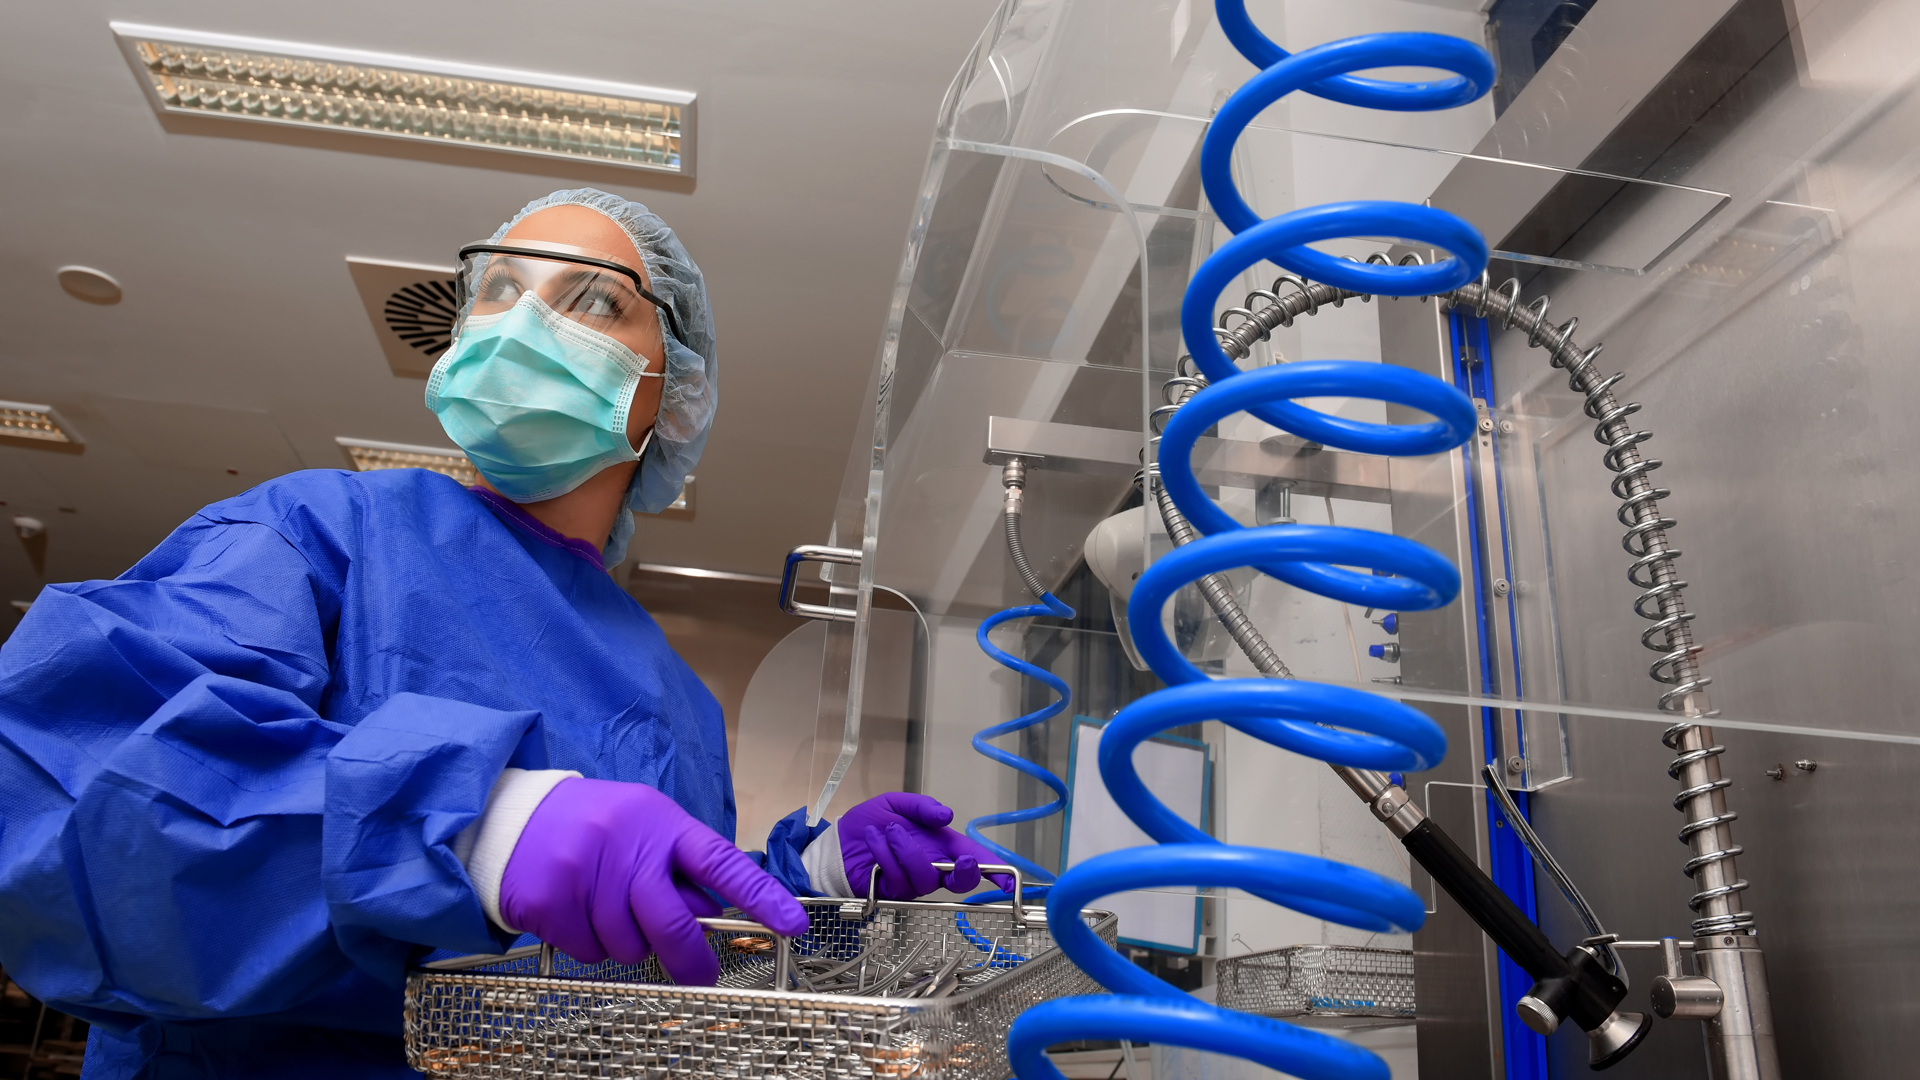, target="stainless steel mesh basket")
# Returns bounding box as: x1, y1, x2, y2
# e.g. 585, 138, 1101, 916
1214, 945, 1415, 1021
405, 896, 1117, 1079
